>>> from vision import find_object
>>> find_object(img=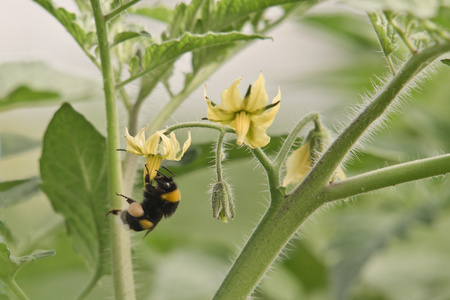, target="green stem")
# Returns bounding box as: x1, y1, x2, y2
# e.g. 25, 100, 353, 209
274, 112, 319, 167
5, 278, 29, 300
104, 0, 141, 21
251, 147, 284, 209
213, 42, 450, 300
386, 13, 417, 53
251, 147, 273, 173
213, 189, 310, 300
76, 269, 102, 300
322, 153, 450, 201
215, 131, 226, 182
90, 1, 135, 299
291, 42, 450, 199
164, 121, 234, 134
